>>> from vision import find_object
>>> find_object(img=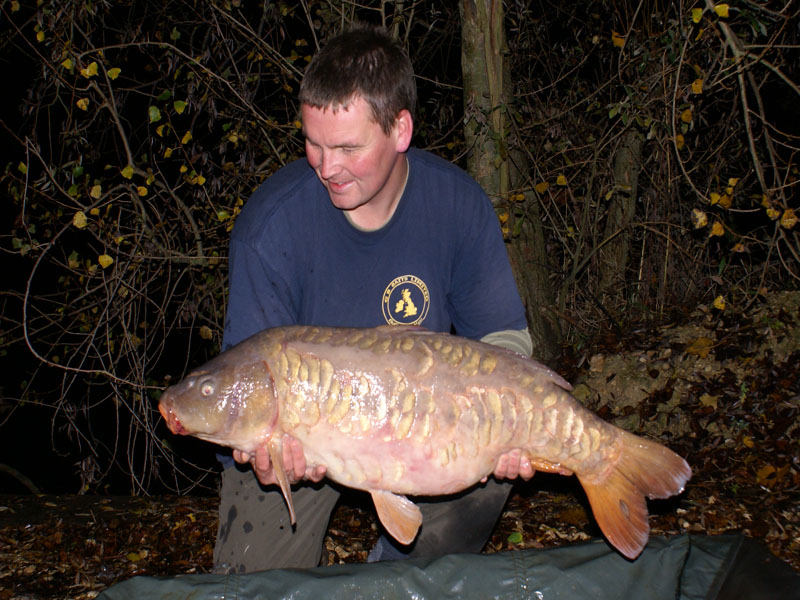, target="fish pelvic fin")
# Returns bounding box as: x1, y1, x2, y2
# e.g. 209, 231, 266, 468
578, 430, 691, 560
371, 490, 423, 546
267, 438, 296, 525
